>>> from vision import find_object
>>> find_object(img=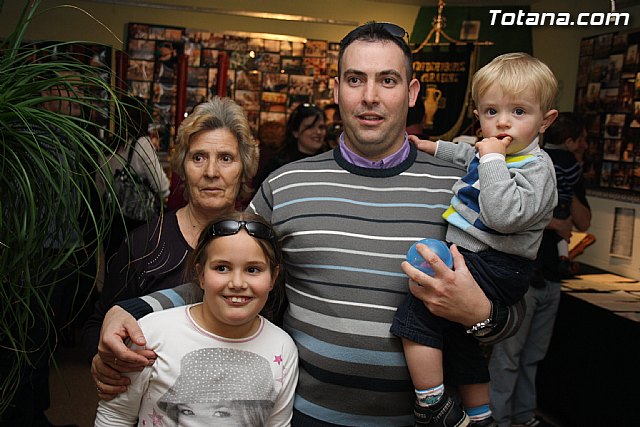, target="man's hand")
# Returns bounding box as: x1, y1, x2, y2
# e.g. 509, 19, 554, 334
408, 134, 437, 155
98, 306, 155, 366
92, 306, 157, 399
402, 244, 491, 328
92, 353, 130, 401
475, 136, 512, 158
